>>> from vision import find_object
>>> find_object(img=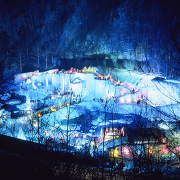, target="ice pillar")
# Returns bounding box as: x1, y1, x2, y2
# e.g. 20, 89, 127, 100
26, 93, 30, 104
46, 77, 48, 87
17, 127, 26, 140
